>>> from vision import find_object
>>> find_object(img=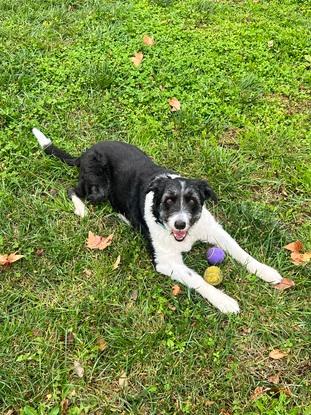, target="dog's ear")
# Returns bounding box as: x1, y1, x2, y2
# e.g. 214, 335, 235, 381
147, 176, 167, 194
197, 180, 217, 203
